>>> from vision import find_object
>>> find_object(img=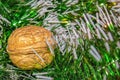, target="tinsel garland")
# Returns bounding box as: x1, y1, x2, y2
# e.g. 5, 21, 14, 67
0, 0, 120, 80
